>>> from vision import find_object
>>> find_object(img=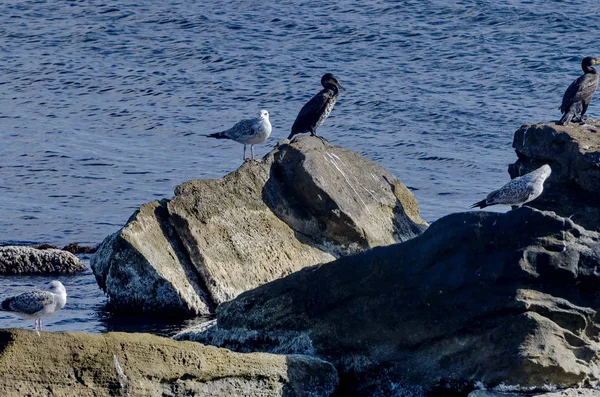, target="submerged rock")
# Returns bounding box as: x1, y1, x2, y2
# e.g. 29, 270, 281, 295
0, 246, 85, 274
510, 120, 600, 231
91, 136, 426, 313
178, 208, 600, 396
0, 328, 338, 397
